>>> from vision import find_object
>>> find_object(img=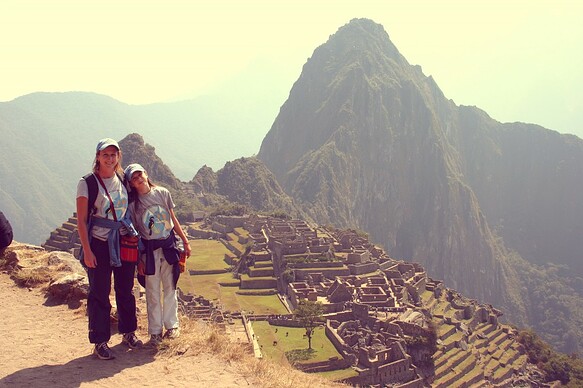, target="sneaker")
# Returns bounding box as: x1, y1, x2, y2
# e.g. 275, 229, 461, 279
94, 342, 115, 360
149, 334, 163, 346
122, 332, 143, 349
164, 328, 180, 339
